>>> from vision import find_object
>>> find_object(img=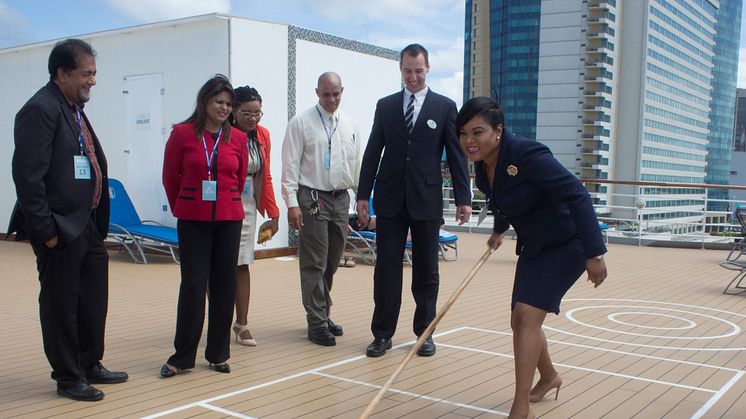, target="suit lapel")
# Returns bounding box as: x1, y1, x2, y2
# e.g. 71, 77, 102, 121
415, 89, 437, 133
493, 132, 513, 193
48, 82, 82, 144
392, 90, 405, 129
